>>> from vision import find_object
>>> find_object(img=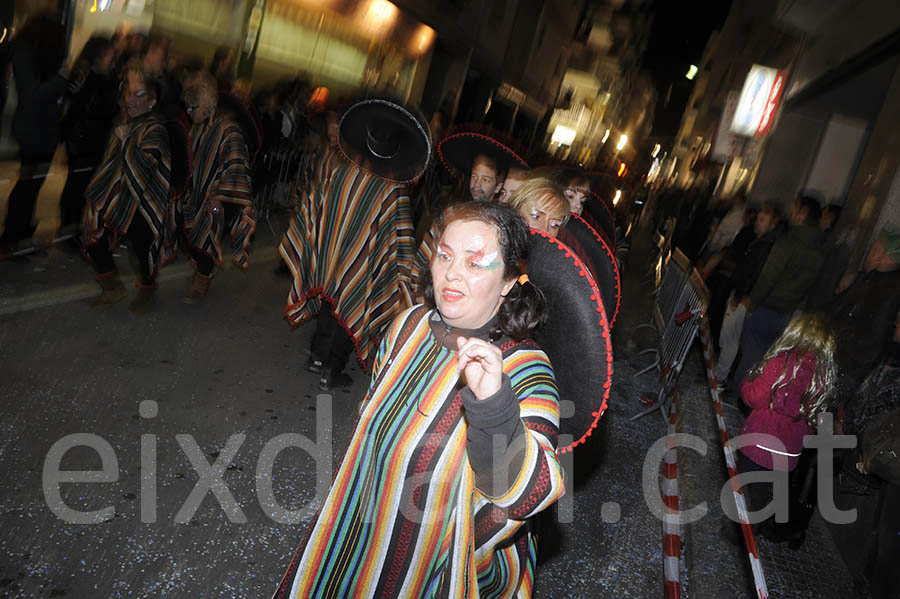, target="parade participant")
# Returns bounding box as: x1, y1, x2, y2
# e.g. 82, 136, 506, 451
272, 200, 565, 599
166, 72, 255, 303
83, 61, 171, 313
279, 97, 427, 389
495, 166, 531, 202
506, 177, 569, 238
413, 129, 528, 292
553, 168, 590, 216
